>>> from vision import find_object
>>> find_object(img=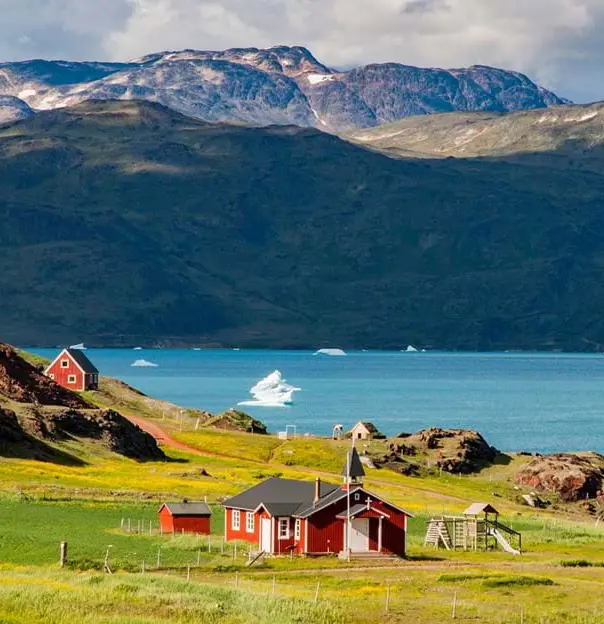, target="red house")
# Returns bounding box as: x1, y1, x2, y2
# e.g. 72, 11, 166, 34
223, 448, 412, 557
44, 348, 99, 391
159, 501, 212, 534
